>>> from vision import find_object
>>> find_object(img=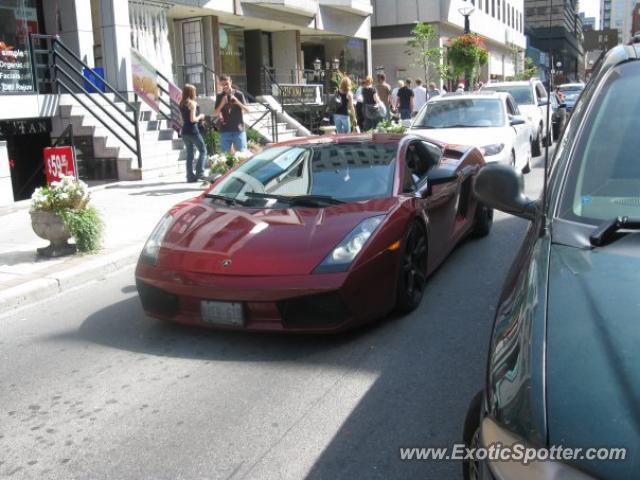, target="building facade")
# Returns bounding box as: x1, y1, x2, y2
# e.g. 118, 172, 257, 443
633, 3, 640, 36
0, 0, 373, 205
579, 12, 597, 30
370, 0, 527, 88
601, 0, 638, 43
525, 0, 584, 82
